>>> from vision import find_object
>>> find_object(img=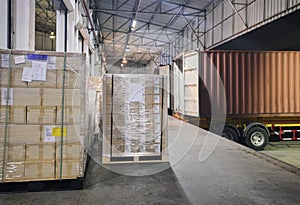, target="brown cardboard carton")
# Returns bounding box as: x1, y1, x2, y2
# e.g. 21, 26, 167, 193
55, 159, 83, 179
27, 106, 56, 124
0, 162, 25, 182
0, 144, 26, 162
0, 125, 41, 144
26, 143, 55, 161
56, 142, 83, 161
0, 69, 28, 88
0, 106, 26, 124
42, 88, 81, 107
25, 161, 55, 180
56, 70, 80, 89
12, 88, 42, 106
56, 106, 81, 124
